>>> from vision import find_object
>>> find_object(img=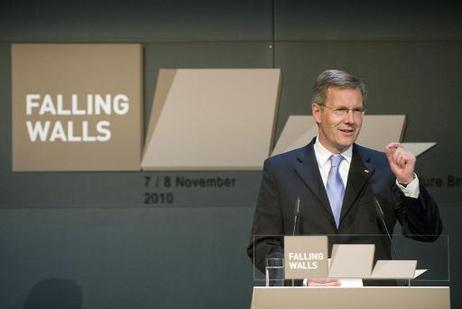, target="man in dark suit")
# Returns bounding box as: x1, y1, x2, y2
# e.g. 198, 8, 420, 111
247, 69, 442, 286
